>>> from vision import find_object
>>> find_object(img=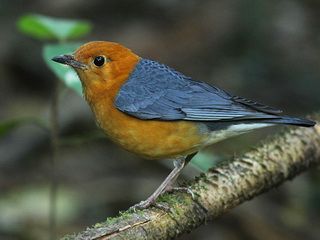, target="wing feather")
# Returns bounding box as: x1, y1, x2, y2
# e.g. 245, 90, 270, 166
114, 59, 282, 121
